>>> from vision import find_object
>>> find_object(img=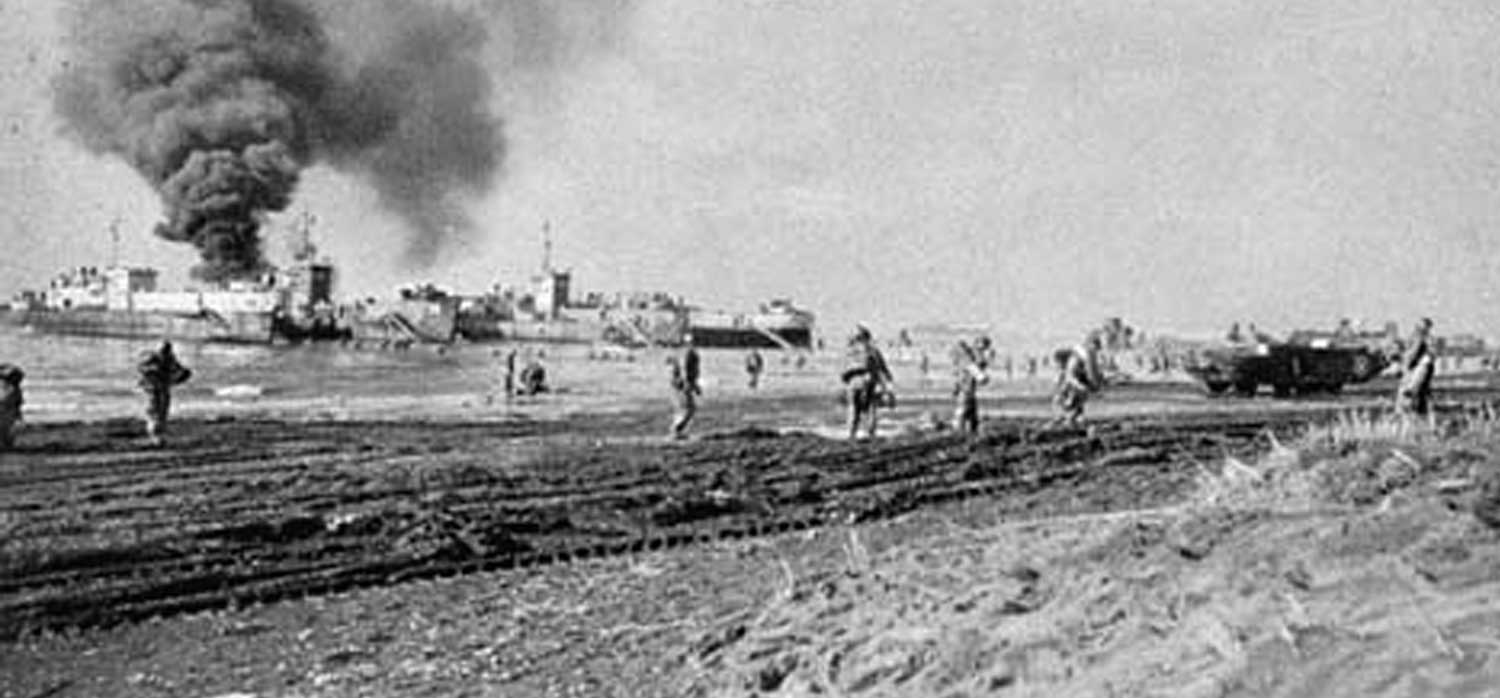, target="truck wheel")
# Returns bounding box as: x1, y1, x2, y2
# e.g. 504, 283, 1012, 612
1234, 381, 1257, 397
1204, 381, 1230, 396
1272, 383, 1294, 398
